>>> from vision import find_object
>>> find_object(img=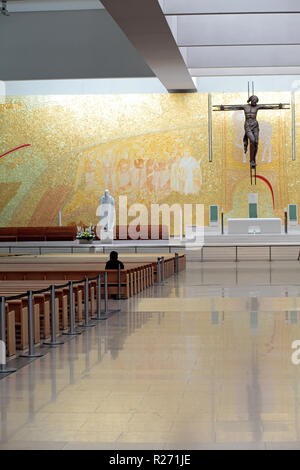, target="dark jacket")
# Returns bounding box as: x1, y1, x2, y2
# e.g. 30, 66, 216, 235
105, 260, 124, 270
